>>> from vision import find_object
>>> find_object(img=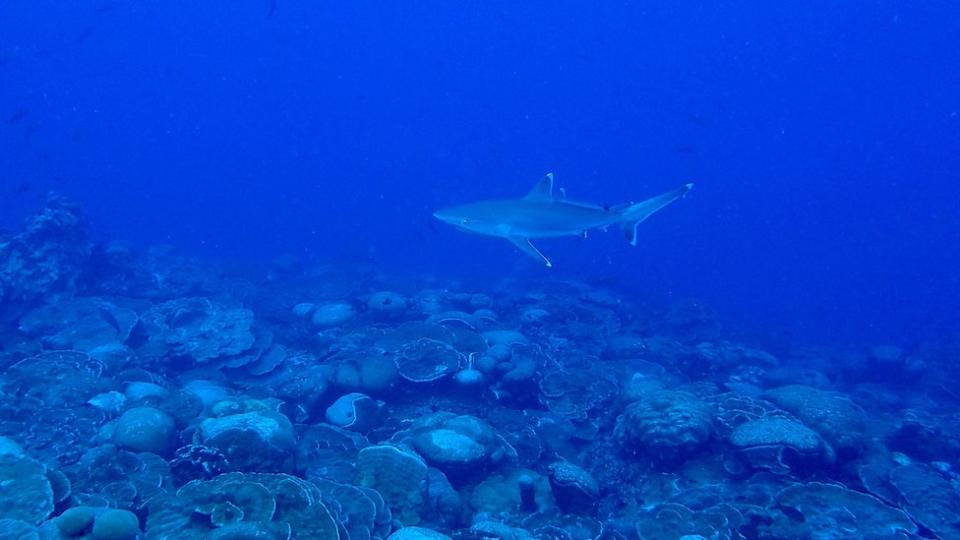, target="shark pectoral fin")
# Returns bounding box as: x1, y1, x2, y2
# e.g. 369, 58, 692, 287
620, 183, 693, 246
508, 236, 553, 267
524, 173, 556, 201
